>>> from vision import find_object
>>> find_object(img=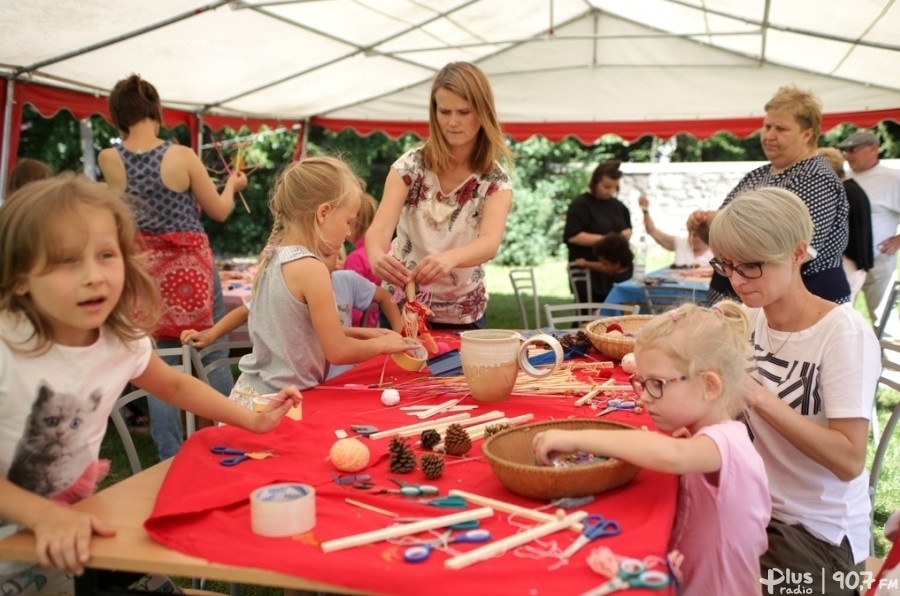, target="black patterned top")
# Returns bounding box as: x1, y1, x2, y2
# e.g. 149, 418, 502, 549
117, 142, 204, 234
709, 155, 850, 303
